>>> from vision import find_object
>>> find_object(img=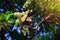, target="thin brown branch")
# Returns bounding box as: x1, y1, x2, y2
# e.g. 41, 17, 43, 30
20, 10, 33, 29
31, 13, 55, 29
